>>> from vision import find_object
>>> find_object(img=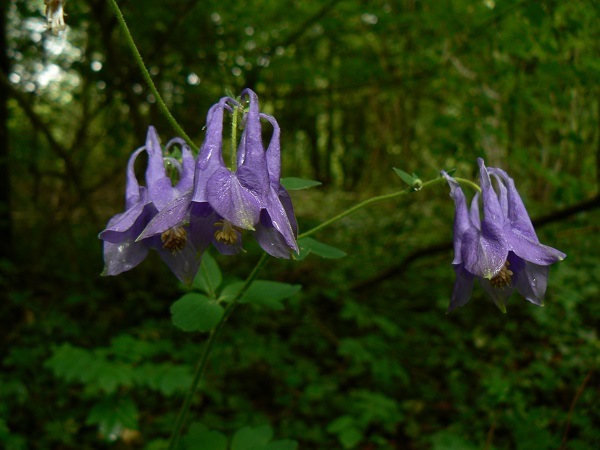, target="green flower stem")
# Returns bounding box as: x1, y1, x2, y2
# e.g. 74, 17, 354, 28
167, 173, 478, 447
107, 0, 197, 152
454, 177, 482, 194
230, 106, 239, 171
299, 178, 420, 239
298, 176, 481, 240
167, 253, 269, 450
